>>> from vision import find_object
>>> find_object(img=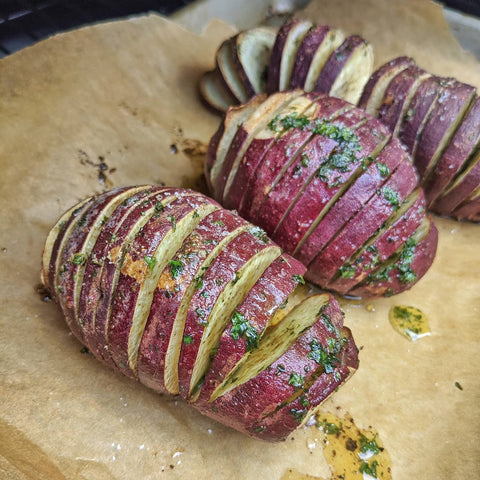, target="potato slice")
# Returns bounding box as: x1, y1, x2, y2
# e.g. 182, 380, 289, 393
450, 186, 480, 221
358, 56, 415, 115
267, 20, 313, 94
425, 97, 480, 207
137, 209, 250, 394
199, 70, 238, 114
210, 293, 333, 401
414, 79, 476, 181
307, 159, 419, 287
106, 196, 219, 378
243, 96, 353, 225
326, 192, 427, 295
397, 76, 444, 156
206, 94, 265, 195
432, 147, 480, 215
290, 25, 332, 89
217, 90, 304, 203
314, 35, 374, 105
188, 244, 281, 398
377, 65, 431, 136
190, 255, 306, 403
41, 196, 91, 294
215, 38, 249, 103
233, 27, 276, 95
349, 216, 438, 298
